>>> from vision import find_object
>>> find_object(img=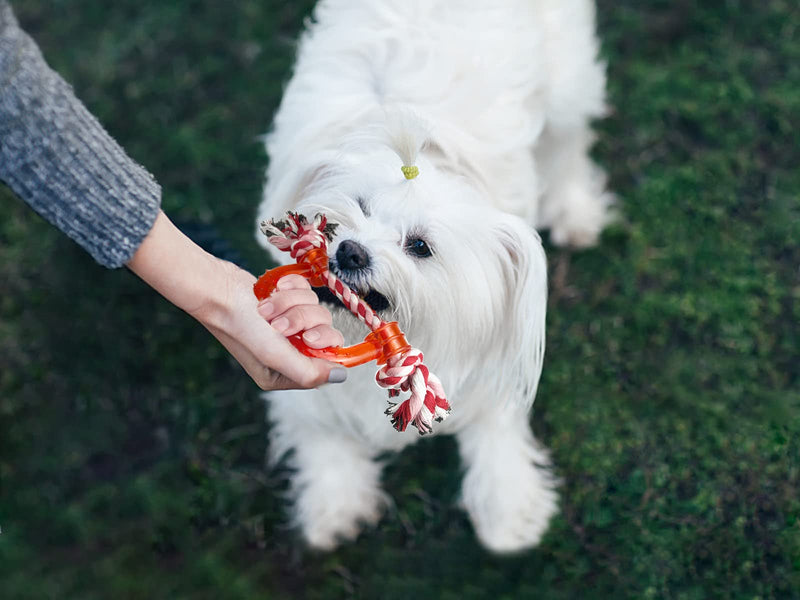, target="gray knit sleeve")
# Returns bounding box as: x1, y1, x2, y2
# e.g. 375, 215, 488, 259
0, 1, 161, 268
